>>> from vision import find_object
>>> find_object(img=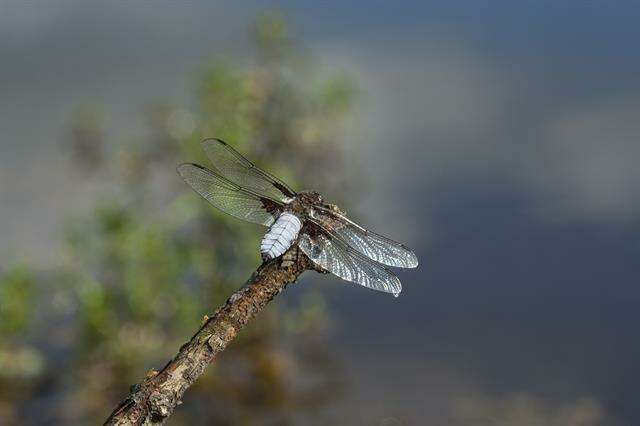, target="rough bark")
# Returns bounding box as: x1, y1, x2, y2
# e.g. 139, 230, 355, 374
104, 247, 315, 425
